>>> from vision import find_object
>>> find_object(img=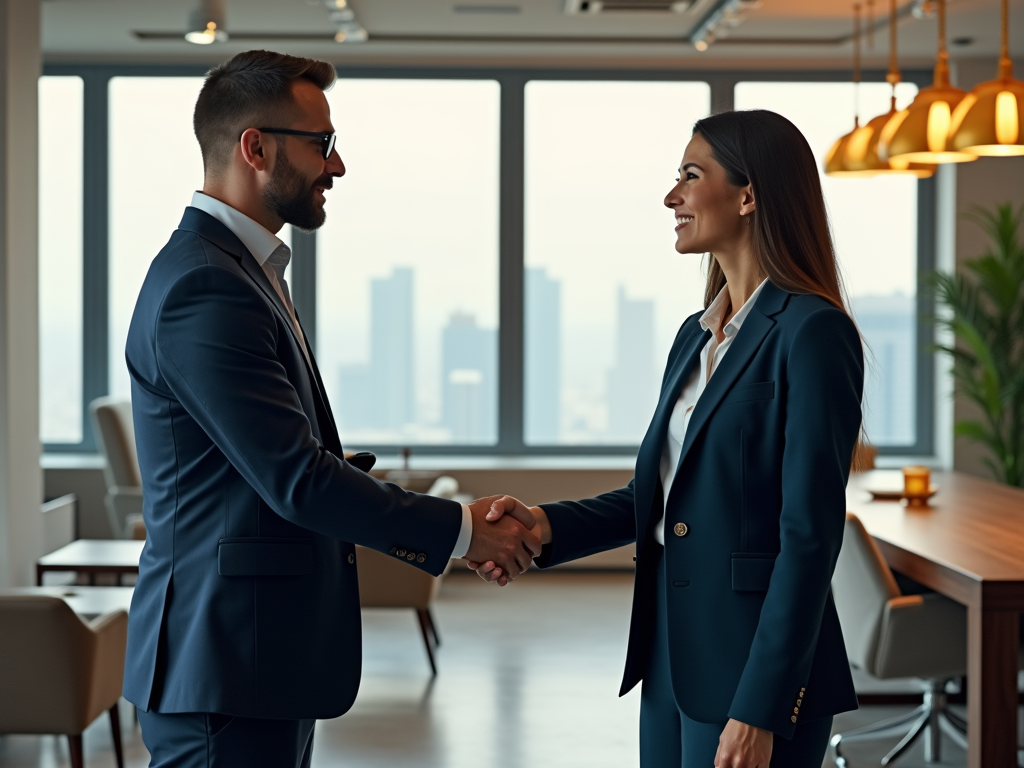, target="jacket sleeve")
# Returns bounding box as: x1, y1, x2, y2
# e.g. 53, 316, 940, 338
535, 480, 638, 568
152, 263, 462, 576
726, 306, 864, 738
